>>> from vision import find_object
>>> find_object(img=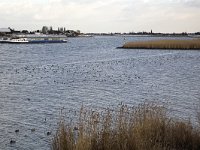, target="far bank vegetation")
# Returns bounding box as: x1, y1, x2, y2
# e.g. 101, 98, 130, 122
122, 39, 200, 50
52, 103, 200, 150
